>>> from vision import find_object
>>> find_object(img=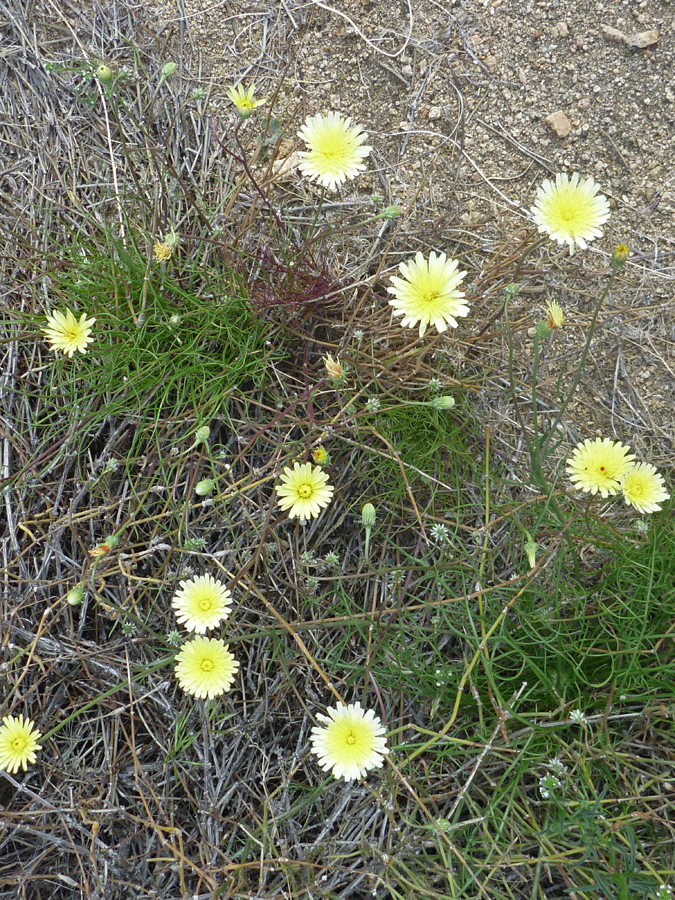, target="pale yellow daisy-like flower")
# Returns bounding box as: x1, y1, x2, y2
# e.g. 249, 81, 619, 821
0, 714, 43, 774
276, 462, 334, 521
297, 111, 372, 192
531, 172, 610, 255
310, 701, 387, 781
226, 83, 266, 119
620, 462, 670, 514
387, 251, 469, 338
174, 636, 239, 699
172, 574, 233, 633
43, 309, 96, 357
566, 437, 635, 498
